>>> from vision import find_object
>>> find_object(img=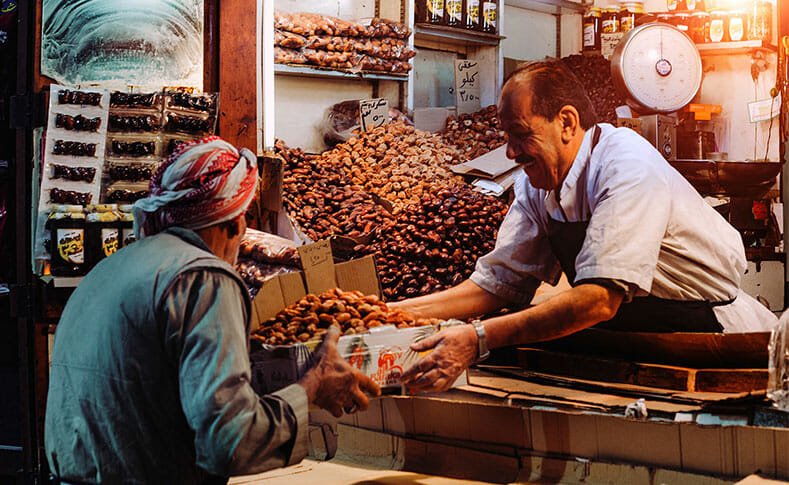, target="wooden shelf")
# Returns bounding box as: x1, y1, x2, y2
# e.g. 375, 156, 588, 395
414, 23, 504, 47
505, 0, 587, 15
274, 64, 409, 82
696, 40, 777, 56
